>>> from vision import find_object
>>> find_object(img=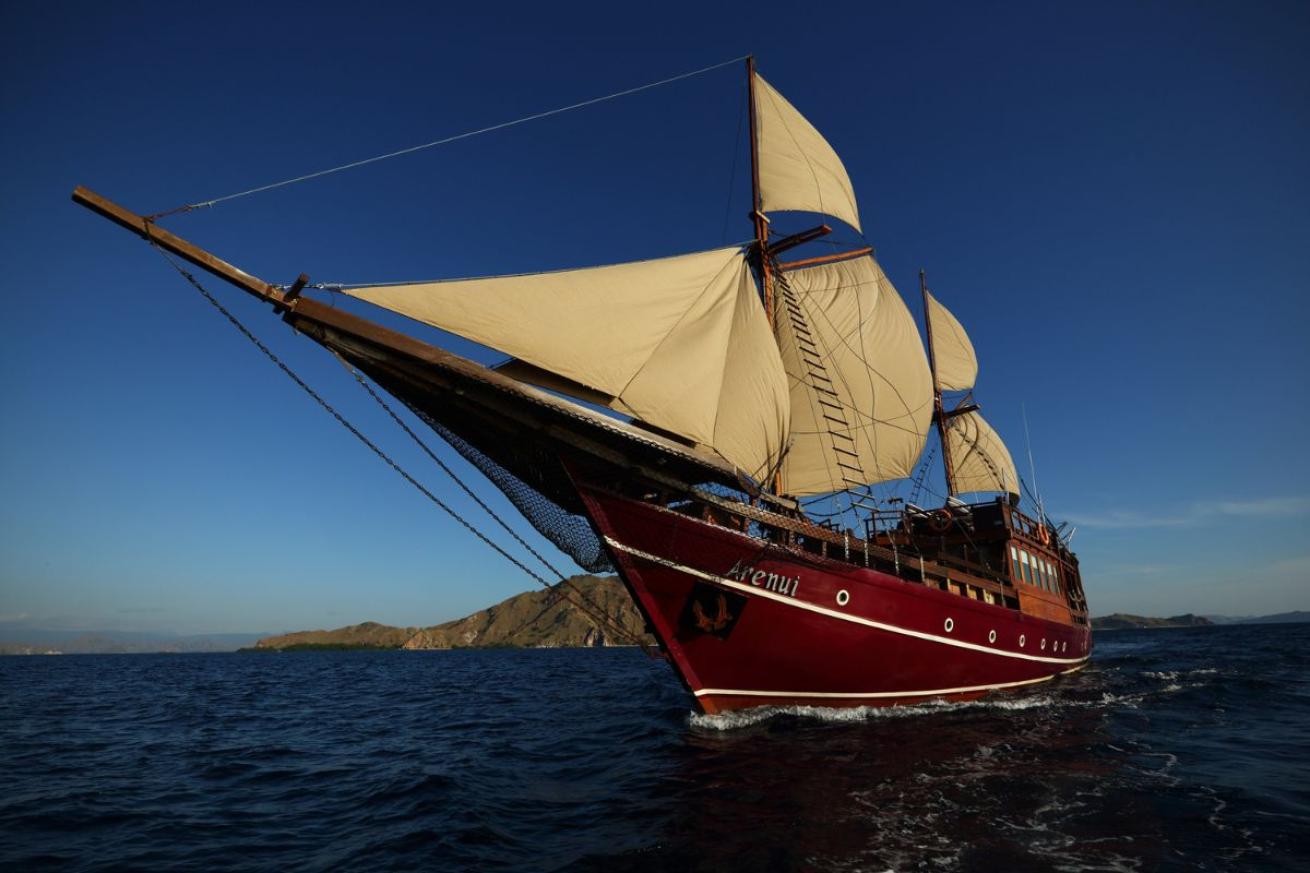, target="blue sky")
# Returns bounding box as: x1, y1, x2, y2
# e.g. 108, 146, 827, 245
2, 1, 1307, 634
